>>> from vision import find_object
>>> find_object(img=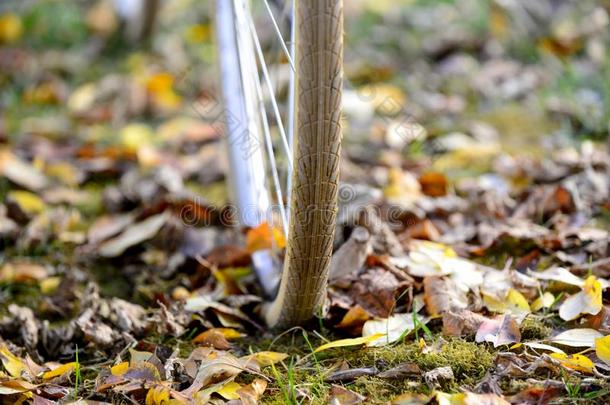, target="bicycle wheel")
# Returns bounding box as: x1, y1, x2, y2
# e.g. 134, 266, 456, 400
216, 0, 343, 328
265, 0, 343, 328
